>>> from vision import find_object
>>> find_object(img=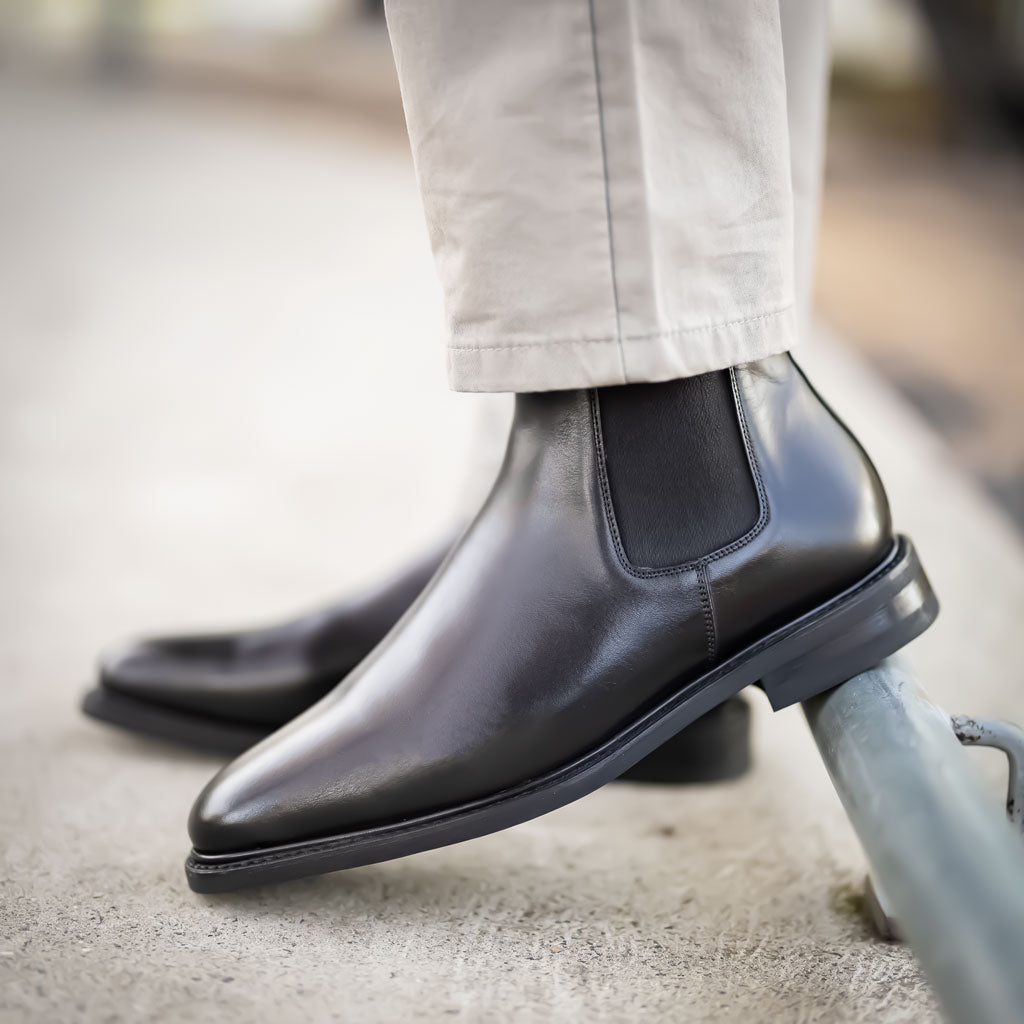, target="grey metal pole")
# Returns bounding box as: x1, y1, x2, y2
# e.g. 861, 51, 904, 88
803, 658, 1024, 1024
